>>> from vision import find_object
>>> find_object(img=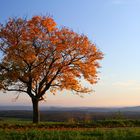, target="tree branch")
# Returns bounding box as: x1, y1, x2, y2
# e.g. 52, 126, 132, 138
4, 88, 27, 93
38, 57, 58, 93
